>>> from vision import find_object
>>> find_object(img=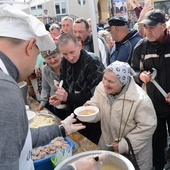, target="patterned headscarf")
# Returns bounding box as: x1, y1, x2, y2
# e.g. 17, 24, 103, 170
106, 61, 136, 85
